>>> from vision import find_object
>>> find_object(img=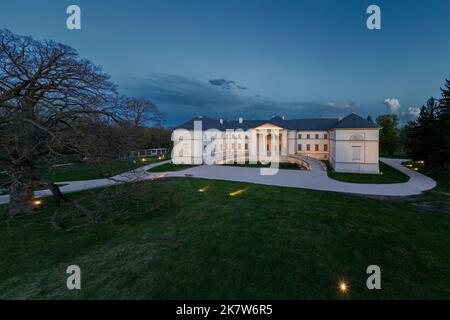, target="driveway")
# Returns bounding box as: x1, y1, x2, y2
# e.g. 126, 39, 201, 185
0, 158, 437, 205
167, 158, 436, 197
